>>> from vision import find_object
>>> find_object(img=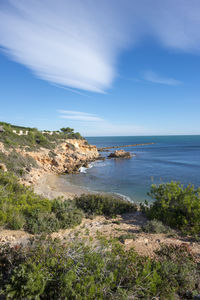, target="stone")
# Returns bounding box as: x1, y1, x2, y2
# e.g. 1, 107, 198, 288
144, 238, 149, 245
124, 239, 133, 245
0, 163, 7, 172
108, 150, 131, 159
